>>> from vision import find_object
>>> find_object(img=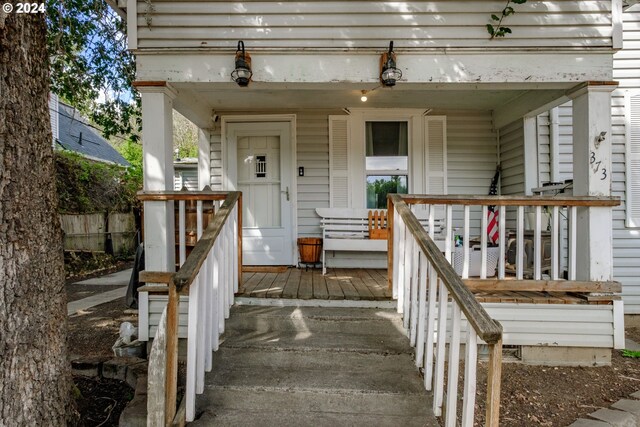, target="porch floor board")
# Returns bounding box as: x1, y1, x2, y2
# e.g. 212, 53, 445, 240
239, 268, 393, 301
